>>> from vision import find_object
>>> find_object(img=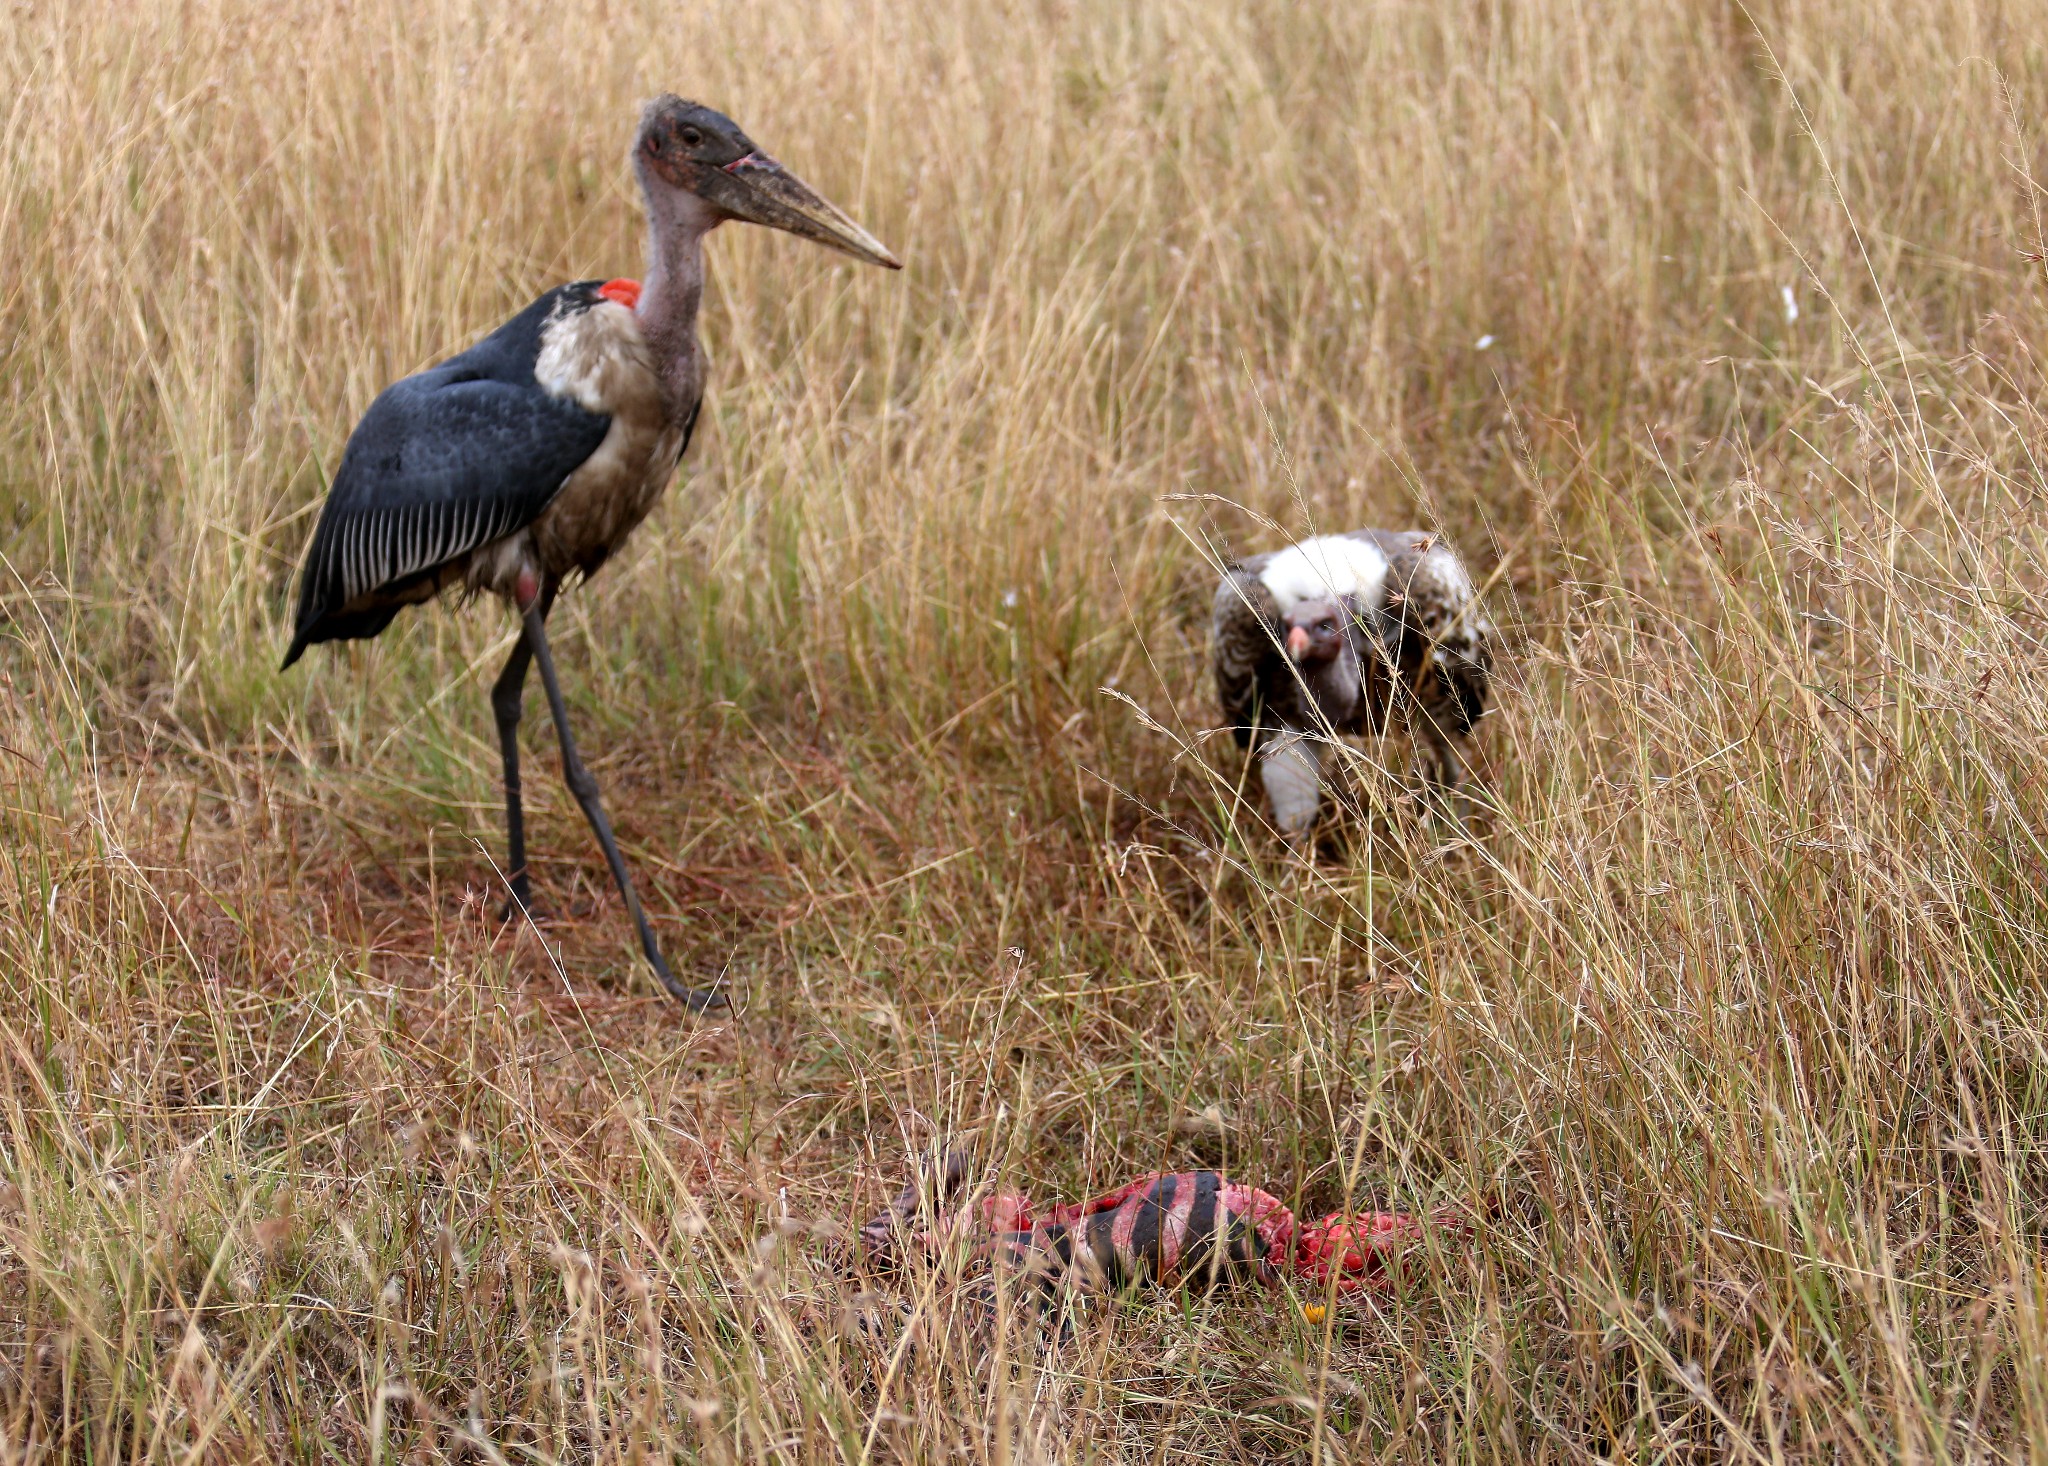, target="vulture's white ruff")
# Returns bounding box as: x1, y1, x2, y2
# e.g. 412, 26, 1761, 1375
1254, 534, 1390, 613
